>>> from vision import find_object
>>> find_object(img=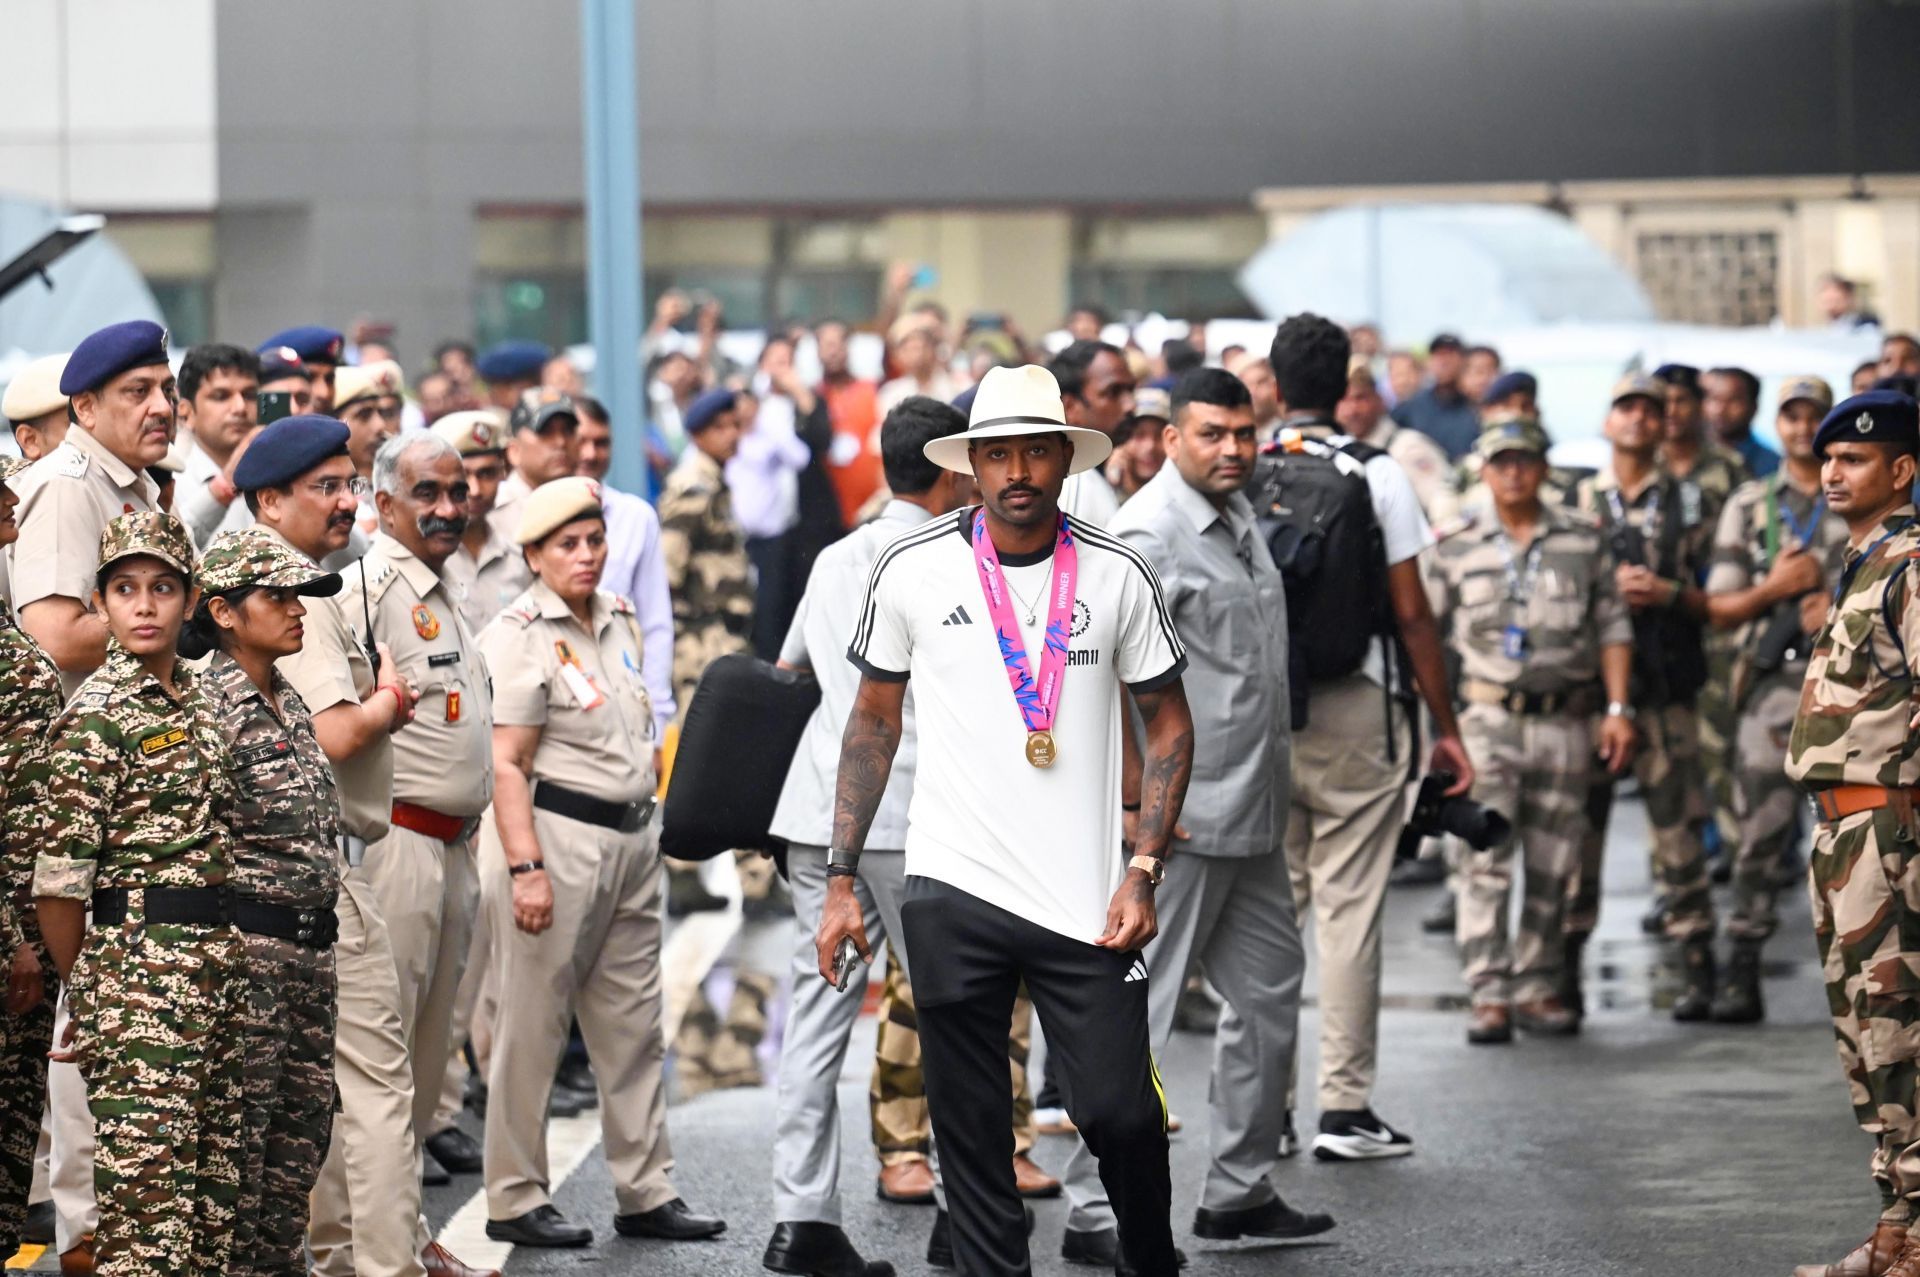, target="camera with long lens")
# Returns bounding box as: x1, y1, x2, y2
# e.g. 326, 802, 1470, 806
1402, 770, 1511, 852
